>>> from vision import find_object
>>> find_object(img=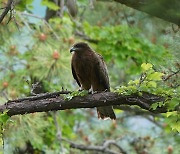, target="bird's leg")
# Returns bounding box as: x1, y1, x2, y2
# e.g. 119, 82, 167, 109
91, 88, 98, 94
